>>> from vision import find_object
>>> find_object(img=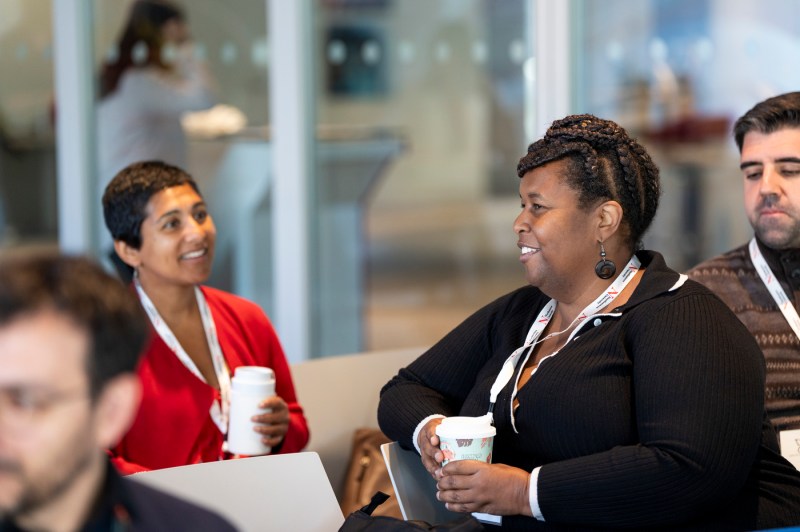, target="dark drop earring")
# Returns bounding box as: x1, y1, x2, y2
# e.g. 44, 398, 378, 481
595, 241, 616, 279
